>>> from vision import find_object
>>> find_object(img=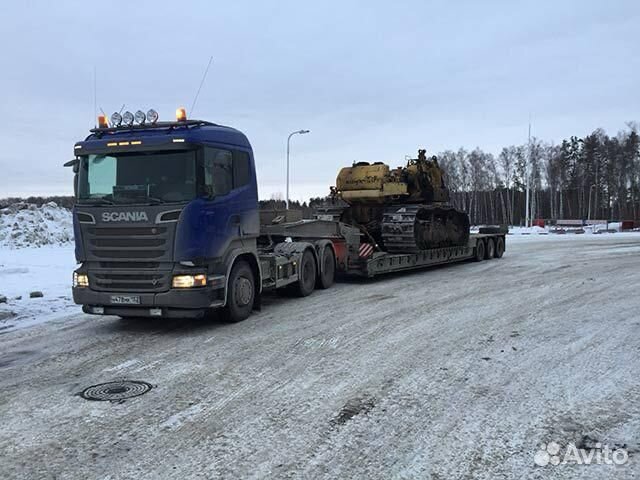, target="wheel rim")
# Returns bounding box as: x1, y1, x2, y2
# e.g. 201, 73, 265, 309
234, 276, 253, 306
